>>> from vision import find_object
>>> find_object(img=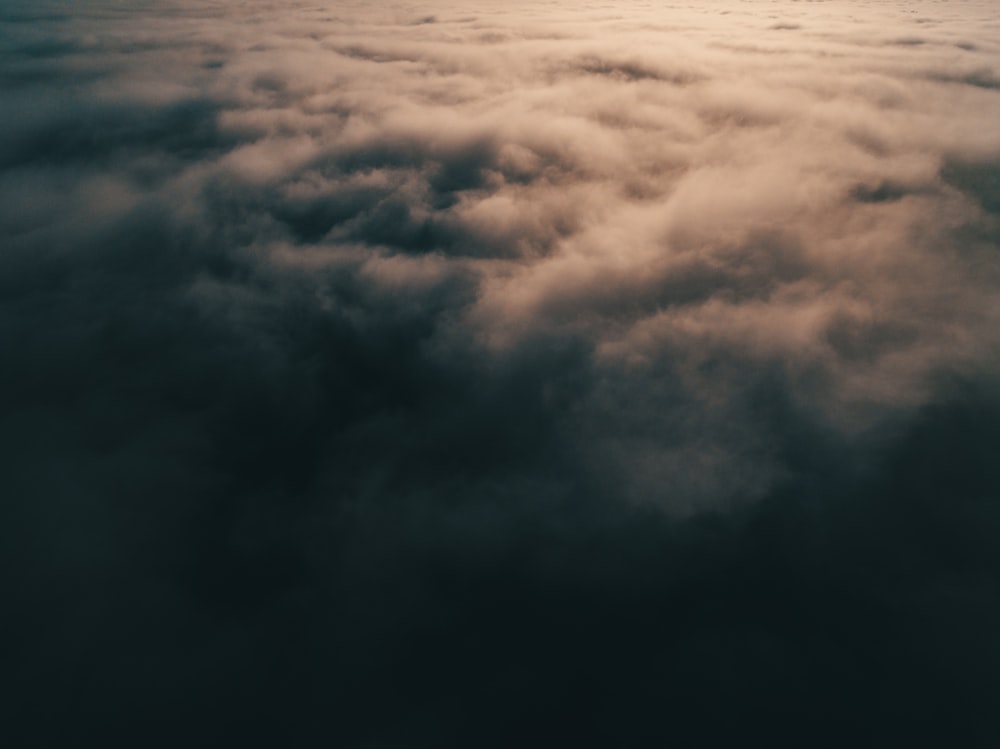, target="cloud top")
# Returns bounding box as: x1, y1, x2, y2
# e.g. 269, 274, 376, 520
4, 1, 1000, 745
